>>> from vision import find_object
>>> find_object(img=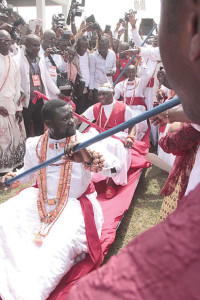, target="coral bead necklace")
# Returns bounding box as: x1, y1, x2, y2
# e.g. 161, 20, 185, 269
34, 130, 73, 246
